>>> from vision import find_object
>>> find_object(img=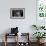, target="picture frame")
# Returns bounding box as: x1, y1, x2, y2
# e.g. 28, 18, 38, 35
37, 0, 46, 19
36, 0, 46, 26
10, 8, 25, 19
